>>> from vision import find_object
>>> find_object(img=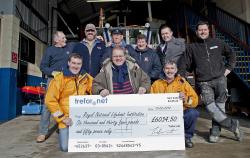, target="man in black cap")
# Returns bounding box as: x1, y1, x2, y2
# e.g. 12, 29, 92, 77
102, 28, 137, 62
